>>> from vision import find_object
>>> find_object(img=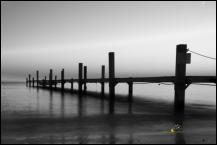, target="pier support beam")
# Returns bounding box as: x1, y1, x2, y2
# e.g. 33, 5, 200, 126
78, 63, 83, 94
84, 66, 87, 94
36, 70, 39, 88
61, 69, 65, 91
101, 65, 105, 97
174, 44, 191, 112
29, 74, 31, 87
109, 52, 115, 114
49, 69, 53, 89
